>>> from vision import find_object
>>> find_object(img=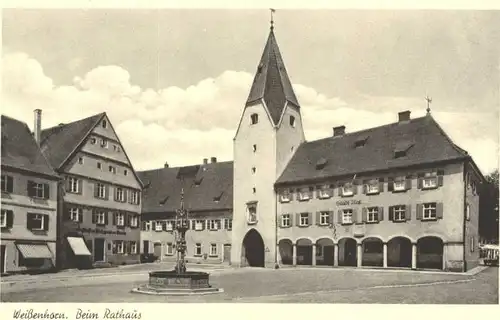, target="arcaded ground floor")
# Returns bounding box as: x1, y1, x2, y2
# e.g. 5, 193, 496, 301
1, 262, 497, 303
